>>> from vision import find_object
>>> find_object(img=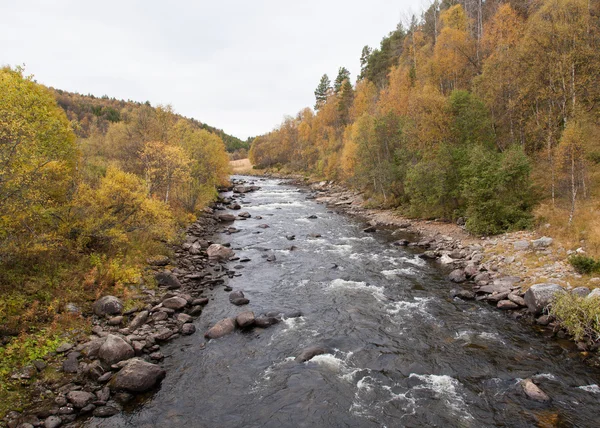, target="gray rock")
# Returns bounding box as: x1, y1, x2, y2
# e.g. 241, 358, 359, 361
93, 296, 124, 317
532, 236, 553, 248
524, 283, 565, 315
254, 316, 279, 328
92, 406, 119, 418
497, 300, 519, 310
236, 311, 255, 328
62, 355, 79, 373
536, 315, 551, 326
521, 379, 550, 402
485, 291, 511, 303
109, 358, 166, 392
448, 269, 466, 283
450, 289, 475, 300
572, 287, 591, 297
204, 318, 236, 339
107, 316, 123, 326
513, 240, 530, 251
96, 386, 110, 402
231, 298, 250, 306
296, 346, 328, 363
155, 271, 182, 290
152, 311, 169, 322
32, 359, 47, 371
128, 310, 149, 331
229, 290, 245, 303
464, 264, 479, 278
44, 416, 62, 428
207, 244, 234, 261
181, 324, 196, 335
56, 343, 74, 353
66, 391, 95, 409
238, 212, 251, 218
162, 297, 187, 310
147, 255, 169, 266
507, 293, 526, 306
586, 288, 600, 299
85, 360, 104, 380
98, 335, 134, 365
217, 213, 236, 222
176, 313, 192, 323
